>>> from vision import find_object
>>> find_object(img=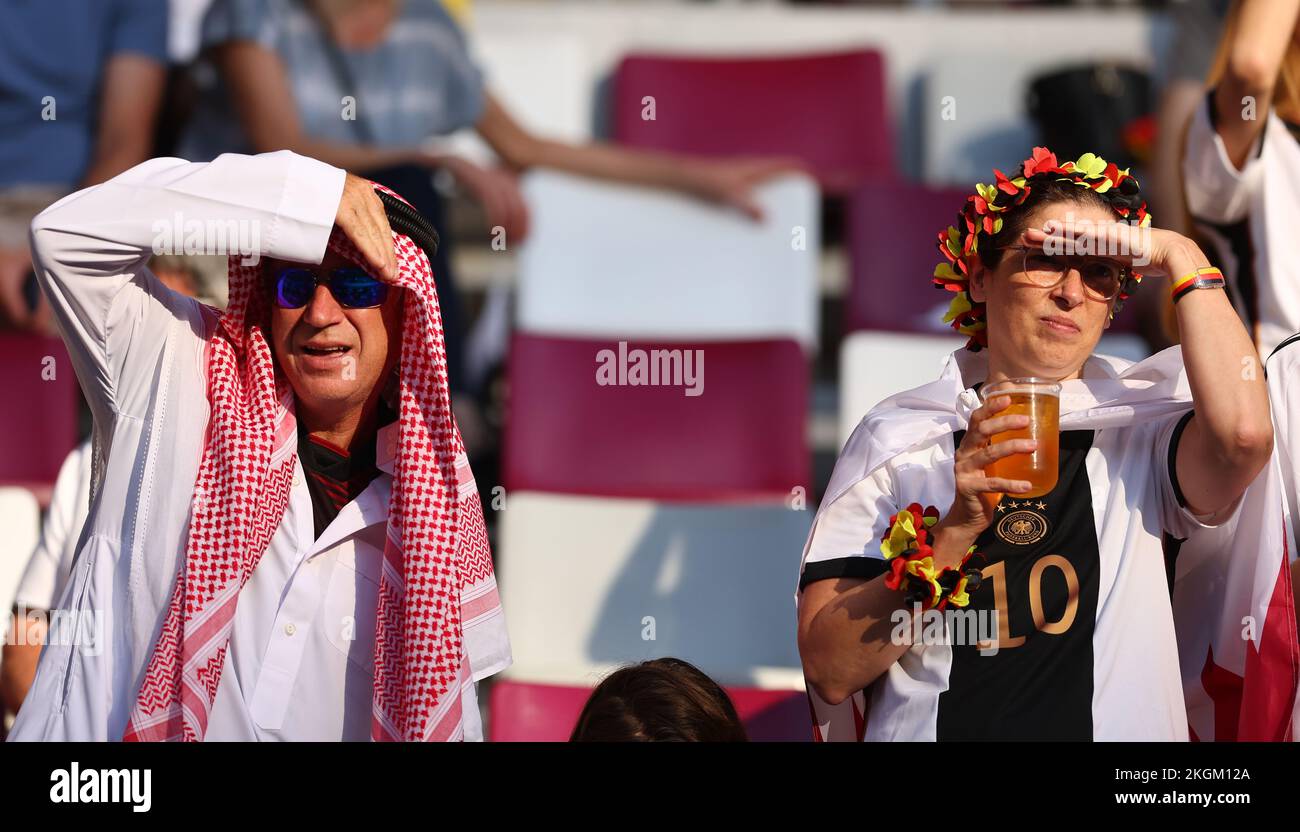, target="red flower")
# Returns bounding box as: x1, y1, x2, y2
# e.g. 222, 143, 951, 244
885, 556, 907, 591
1022, 146, 1060, 177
